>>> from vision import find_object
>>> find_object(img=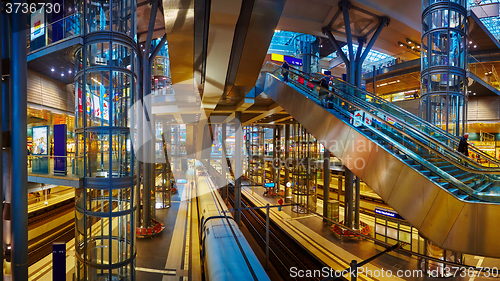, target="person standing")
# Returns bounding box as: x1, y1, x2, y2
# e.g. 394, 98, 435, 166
457, 133, 469, 157
278, 197, 284, 211
282, 61, 290, 82
457, 133, 469, 166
